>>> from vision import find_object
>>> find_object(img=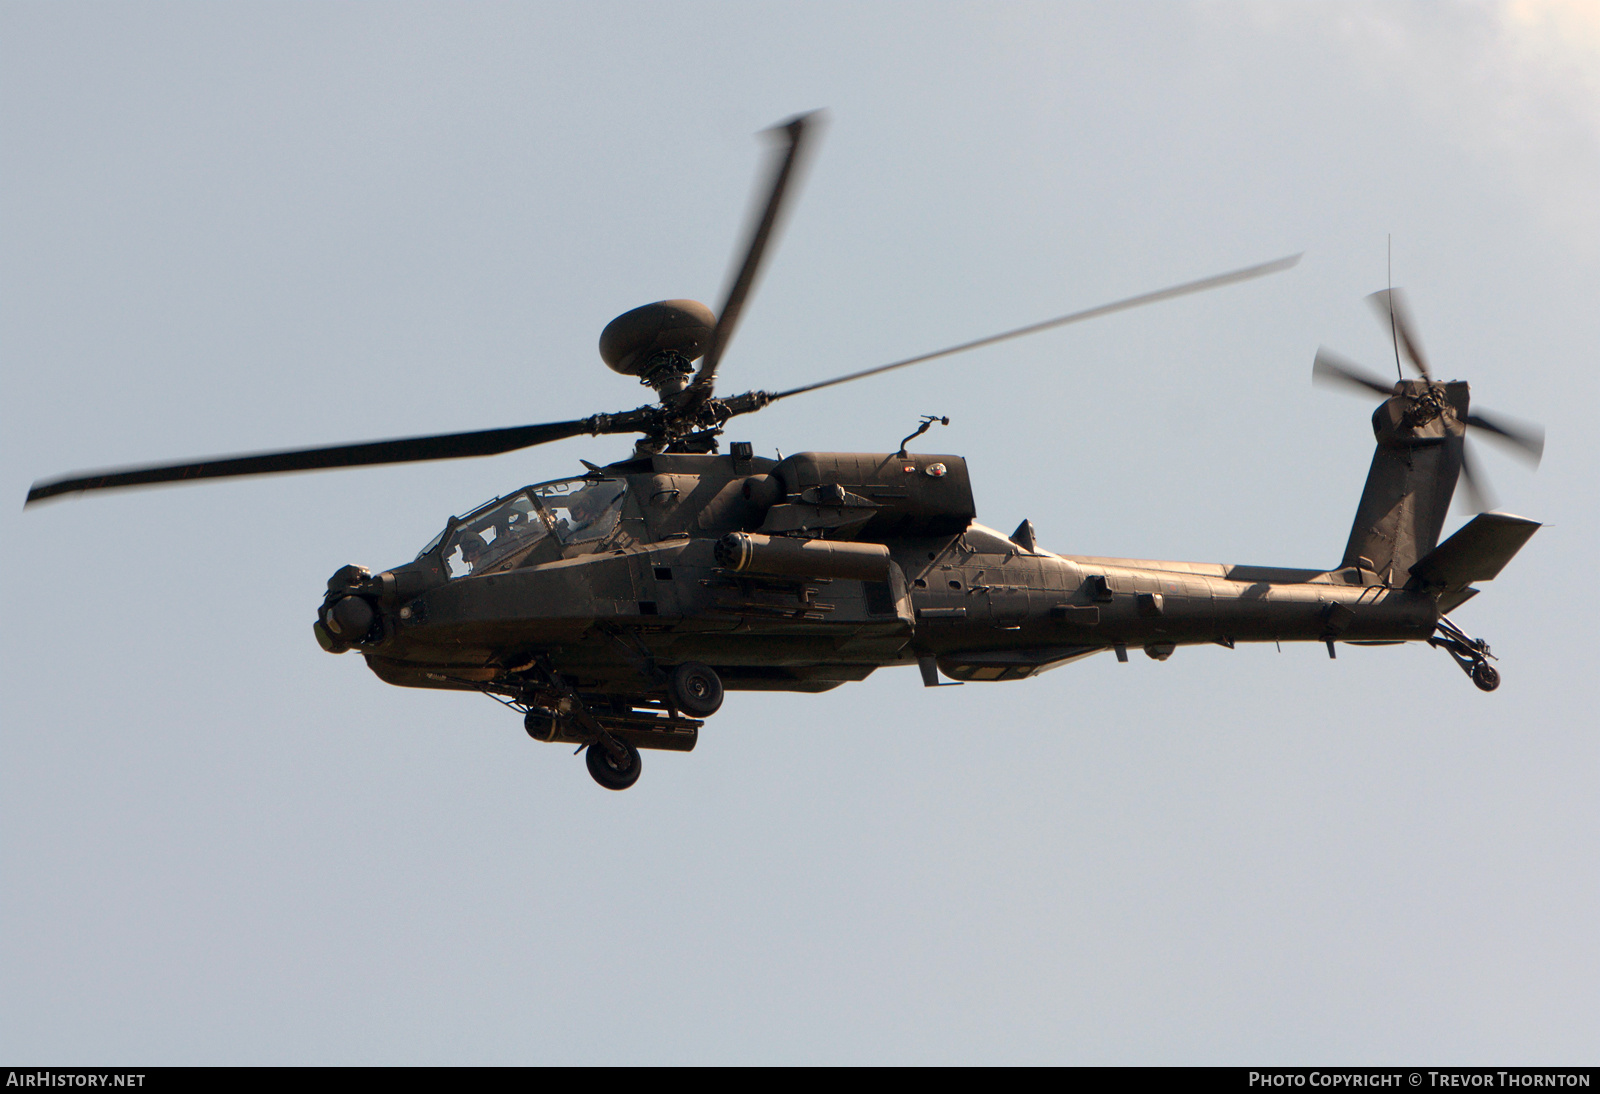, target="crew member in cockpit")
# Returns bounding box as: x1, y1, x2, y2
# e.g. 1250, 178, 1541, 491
456, 531, 488, 572
494, 497, 538, 542
558, 482, 622, 542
